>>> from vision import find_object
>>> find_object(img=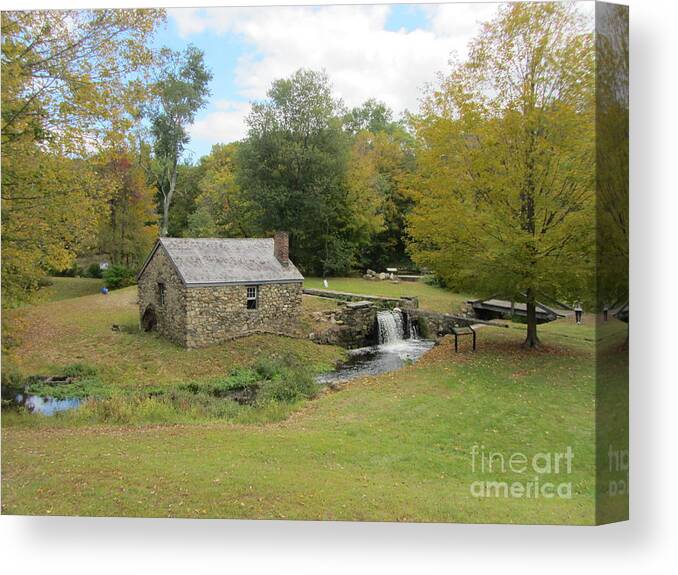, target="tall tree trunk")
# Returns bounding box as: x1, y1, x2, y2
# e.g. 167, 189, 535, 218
161, 195, 170, 237
160, 162, 178, 237
523, 287, 540, 348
